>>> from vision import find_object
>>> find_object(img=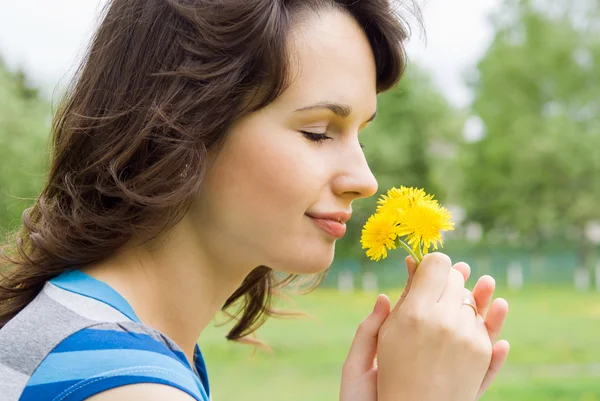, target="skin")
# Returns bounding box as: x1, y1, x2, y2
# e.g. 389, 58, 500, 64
341, 256, 510, 401
85, 9, 509, 401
